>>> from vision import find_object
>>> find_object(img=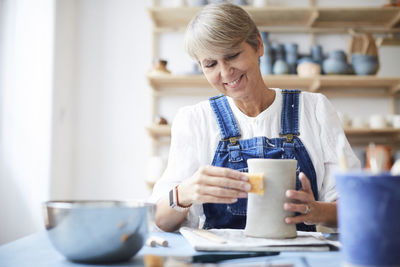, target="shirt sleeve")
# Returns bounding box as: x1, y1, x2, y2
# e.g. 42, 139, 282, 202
315, 94, 361, 202
148, 106, 201, 204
